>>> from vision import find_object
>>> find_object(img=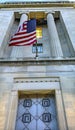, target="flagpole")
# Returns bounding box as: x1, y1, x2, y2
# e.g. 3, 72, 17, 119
35, 14, 38, 59
35, 41, 38, 58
